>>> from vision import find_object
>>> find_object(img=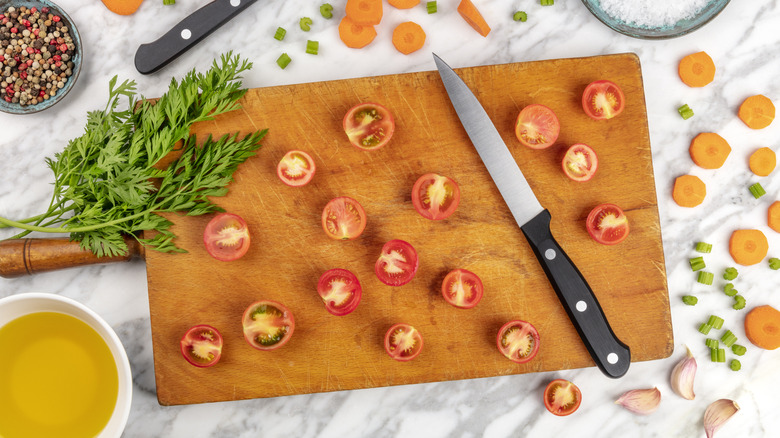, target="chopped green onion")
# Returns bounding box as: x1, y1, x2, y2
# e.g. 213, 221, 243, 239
689, 256, 706, 271
697, 271, 714, 285
695, 242, 713, 253
770, 258, 780, 270
320, 3, 333, 19
427, 1, 438, 14
721, 330, 738, 348
705, 338, 719, 349
276, 53, 291, 69
723, 267, 738, 280
731, 344, 747, 356
733, 295, 746, 310
707, 315, 724, 330
723, 283, 738, 297
682, 295, 698, 306
710, 348, 719, 362
163, 0, 175, 5
300, 17, 313, 32
698, 323, 713, 334
274, 27, 287, 41
513, 11, 528, 22
730, 359, 741, 371
540, 0, 554, 5
717, 348, 726, 362
749, 182, 766, 199
678, 104, 694, 120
